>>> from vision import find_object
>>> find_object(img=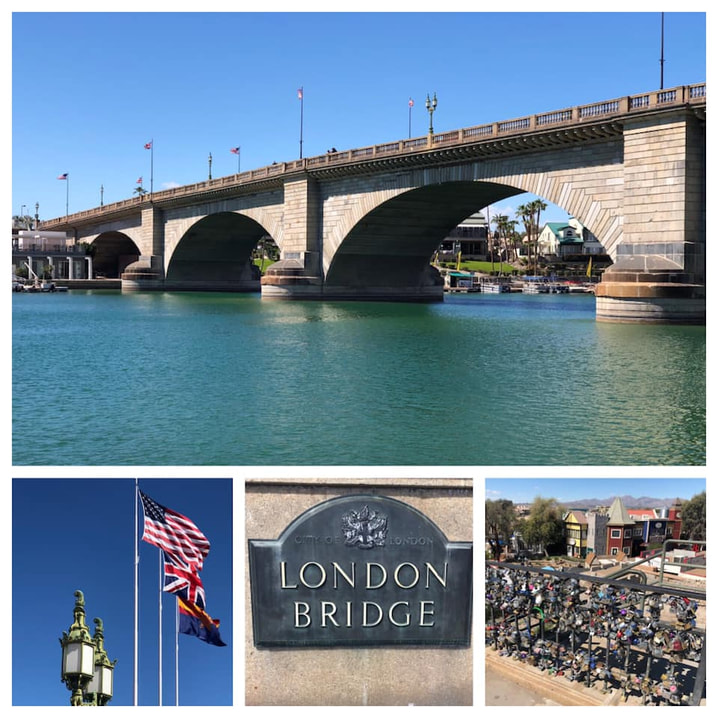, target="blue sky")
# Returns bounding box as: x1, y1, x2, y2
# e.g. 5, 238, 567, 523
11, 10, 706, 224
11, 478, 232, 706
485, 477, 706, 505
